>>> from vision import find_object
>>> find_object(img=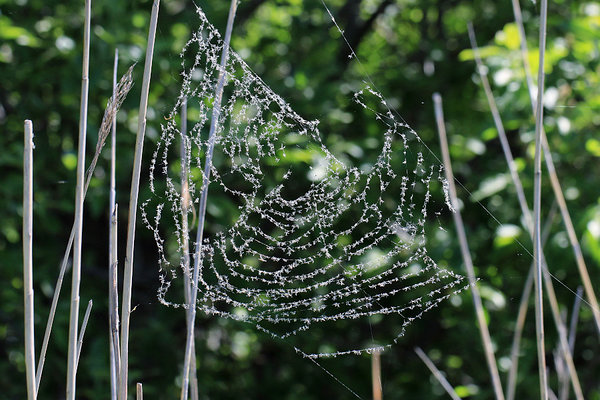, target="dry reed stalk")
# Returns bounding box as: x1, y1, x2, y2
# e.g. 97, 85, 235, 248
465, 23, 531, 231
76, 299, 93, 368
136, 383, 143, 400
109, 48, 120, 400
560, 286, 583, 400
181, 2, 239, 399
510, 0, 600, 337
433, 93, 505, 400
568, 287, 583, 352
23, 120, 37, 400
66, 0, 91, 397
532, 1, 549, 398
541, 262, 583, 399
506, 264, 533, 400
118, 2, 160, 399
179, 97, 199, 400
371, 349, 382, 400
467, 24, 582, 400
505, 204, 556, 400
414, 347, 461, 400
35, 61, 133, 390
